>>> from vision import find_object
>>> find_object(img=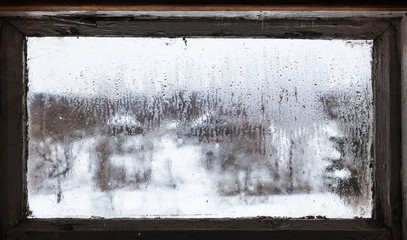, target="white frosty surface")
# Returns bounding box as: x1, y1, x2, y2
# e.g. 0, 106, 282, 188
27, 37, 373, 218
28, 131, 371, 218
30, 191, 365, 218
